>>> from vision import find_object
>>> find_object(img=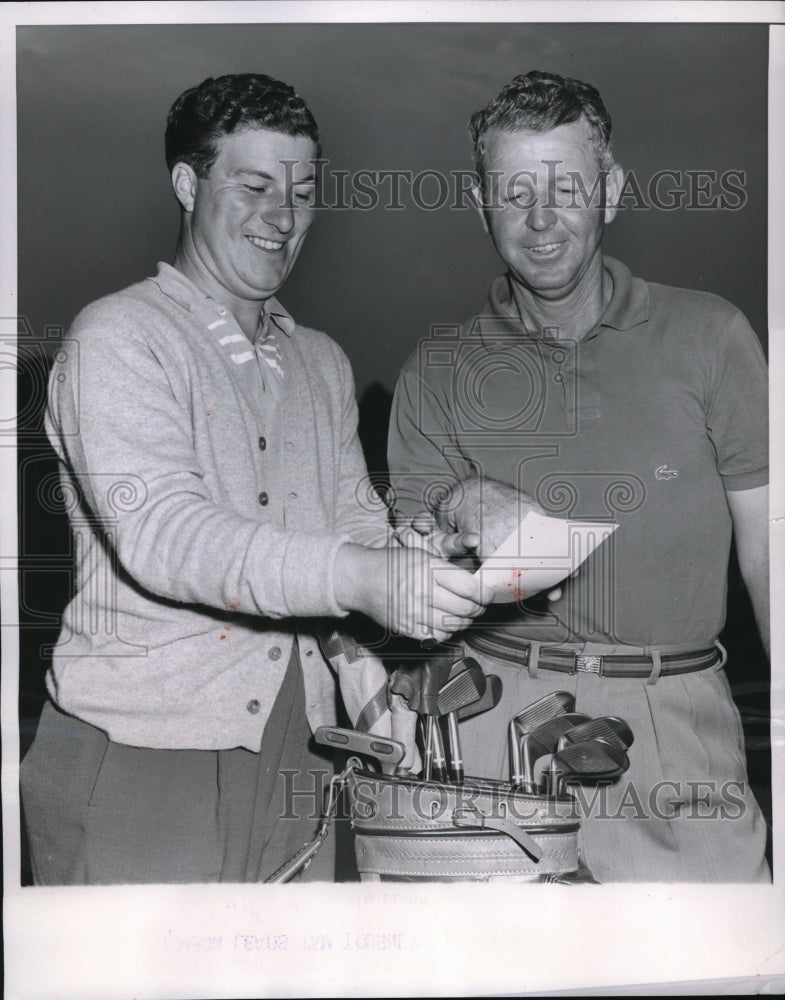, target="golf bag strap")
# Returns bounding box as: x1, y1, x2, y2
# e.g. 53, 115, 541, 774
645, 646, 663, 686
319, 629, 362, 663
355, 685, 389, 733
318, 628, 389, 733
528, 640, 541, 678
452, 806, 543, 861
